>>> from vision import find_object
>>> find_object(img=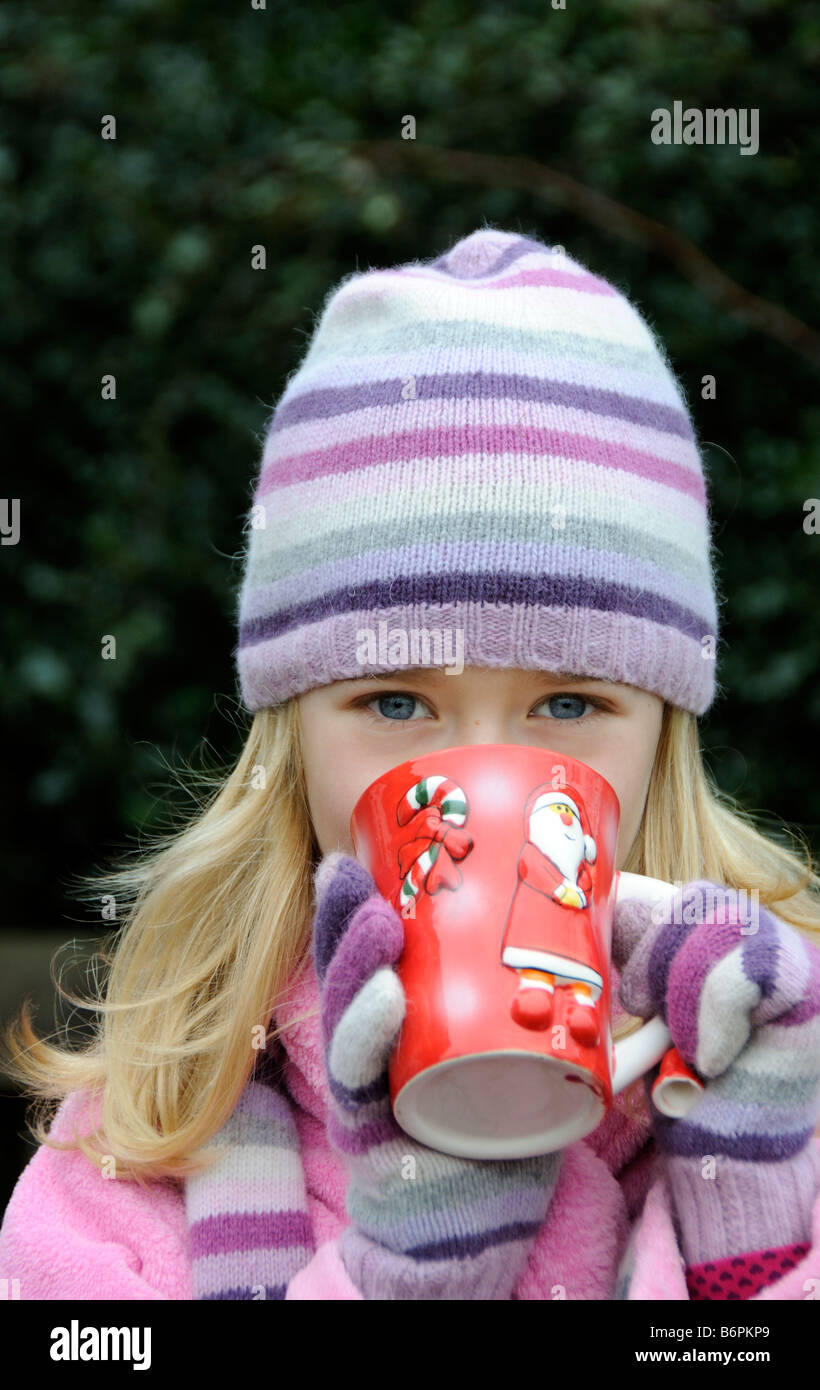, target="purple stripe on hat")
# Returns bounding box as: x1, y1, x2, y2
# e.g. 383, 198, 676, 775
189, 1209, 314, 1257
244, 540, 714, 626
294, 345, 677, 409
271, 372, 693, 439
430, 233, 553, 279
238, 572, 713, 649
259, 424, 705, 501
